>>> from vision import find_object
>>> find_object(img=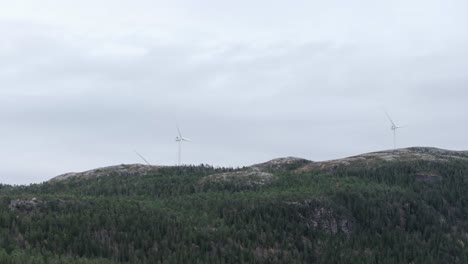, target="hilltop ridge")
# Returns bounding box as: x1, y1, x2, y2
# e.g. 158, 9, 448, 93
297, 147, 468, 172
49, 147, 467, 182
50, 164, 163, 182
